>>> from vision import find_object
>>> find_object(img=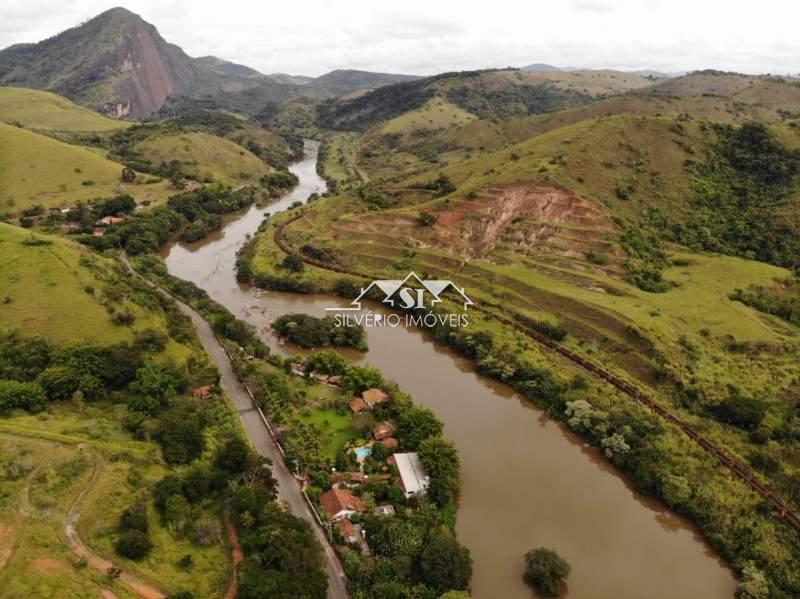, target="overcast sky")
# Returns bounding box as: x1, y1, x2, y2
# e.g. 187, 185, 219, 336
2, 0, 799, 77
